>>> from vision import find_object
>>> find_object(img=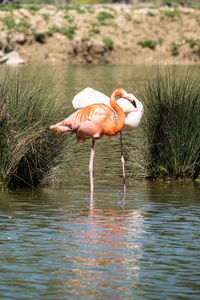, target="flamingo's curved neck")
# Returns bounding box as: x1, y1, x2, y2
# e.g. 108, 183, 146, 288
110, 90, 125, 135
